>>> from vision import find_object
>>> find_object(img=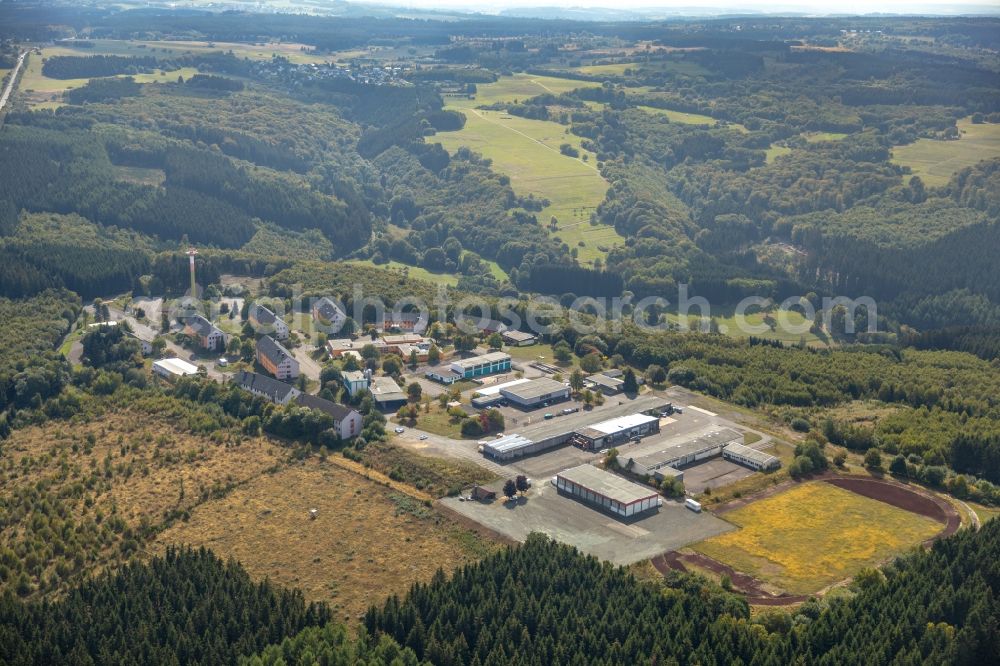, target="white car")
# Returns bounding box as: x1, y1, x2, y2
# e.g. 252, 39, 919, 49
419, 434, 428, 440
394, 427, 405, 434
